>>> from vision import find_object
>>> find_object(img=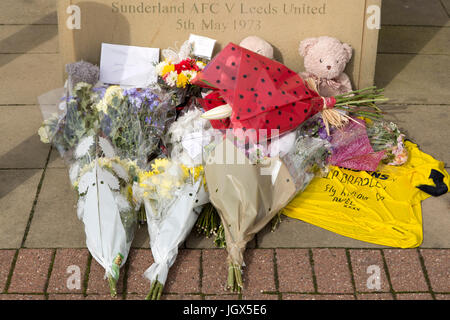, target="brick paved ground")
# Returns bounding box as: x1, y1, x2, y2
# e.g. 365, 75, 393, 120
0, 0, 449, 300
0, 248, 448, 300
